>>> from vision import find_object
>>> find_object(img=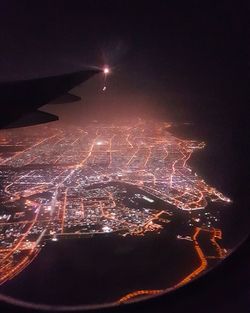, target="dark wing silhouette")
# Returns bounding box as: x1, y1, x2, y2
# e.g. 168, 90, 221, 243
0, 68, 101, 128
49, 92, 82, 104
